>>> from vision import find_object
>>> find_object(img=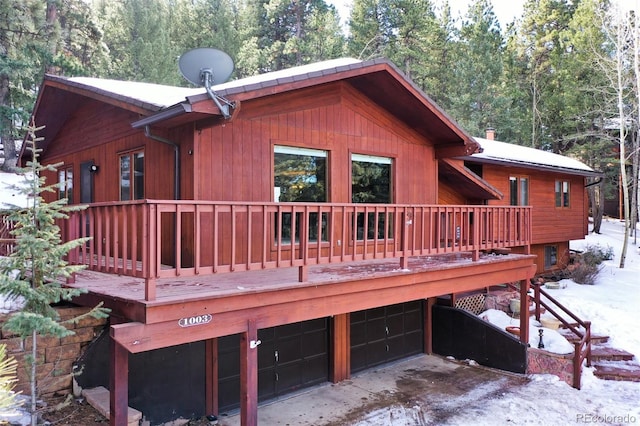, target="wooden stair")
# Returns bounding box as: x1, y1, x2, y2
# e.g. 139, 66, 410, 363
592, 363, 640, 382
591, 347, 635, 362
557, 327, 640, 383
